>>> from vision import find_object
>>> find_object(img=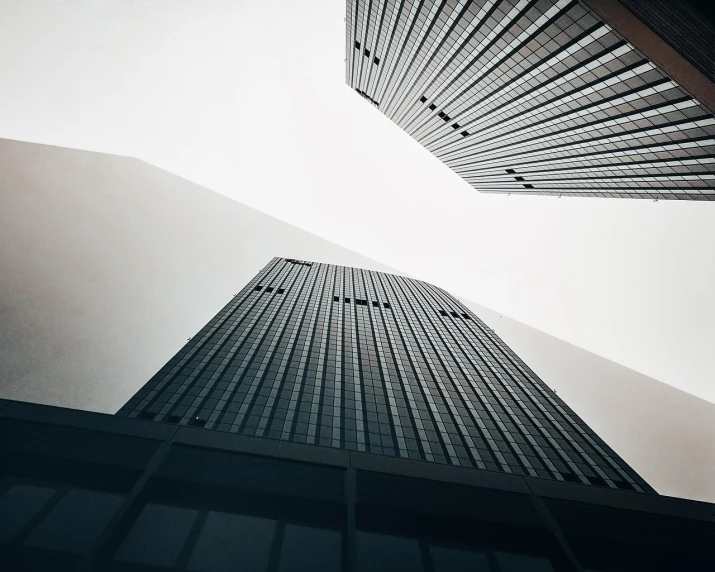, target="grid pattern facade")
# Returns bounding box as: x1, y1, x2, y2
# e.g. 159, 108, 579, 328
346, 0, 715, 200
119, 258, 651, 493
